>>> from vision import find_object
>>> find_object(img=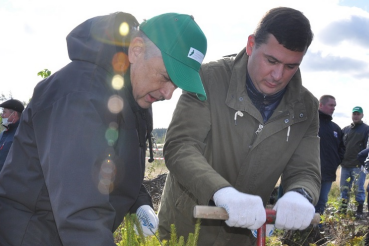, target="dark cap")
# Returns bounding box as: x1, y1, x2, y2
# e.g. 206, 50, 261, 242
0, 99, 24, 113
